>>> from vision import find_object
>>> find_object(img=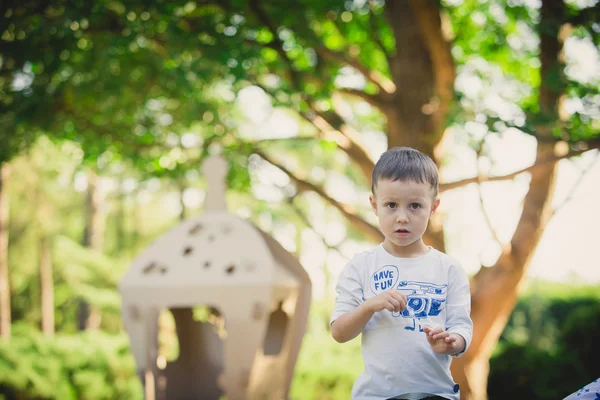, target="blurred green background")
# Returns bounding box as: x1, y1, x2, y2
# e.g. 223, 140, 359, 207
1, 0, 599, 399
